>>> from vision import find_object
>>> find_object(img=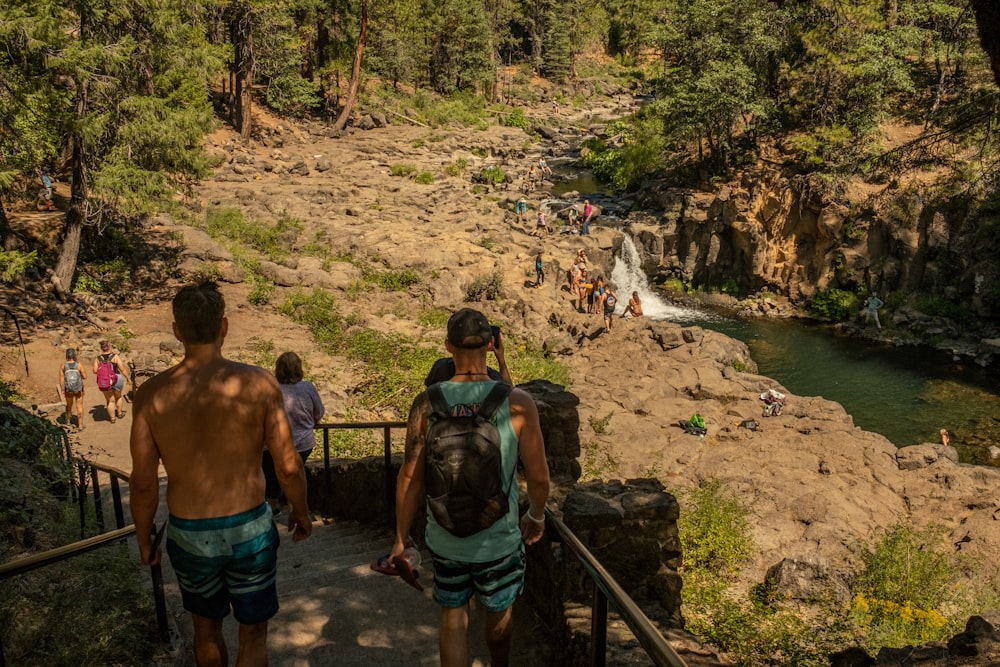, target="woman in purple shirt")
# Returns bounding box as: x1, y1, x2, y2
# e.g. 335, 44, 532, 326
264, 351, 325, 512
